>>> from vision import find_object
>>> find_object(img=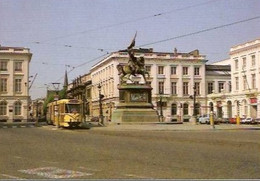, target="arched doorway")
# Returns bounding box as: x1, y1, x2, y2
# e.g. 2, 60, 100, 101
195, 103, 200, 116
227, 101, 232, 118
216, 101, 223, 119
